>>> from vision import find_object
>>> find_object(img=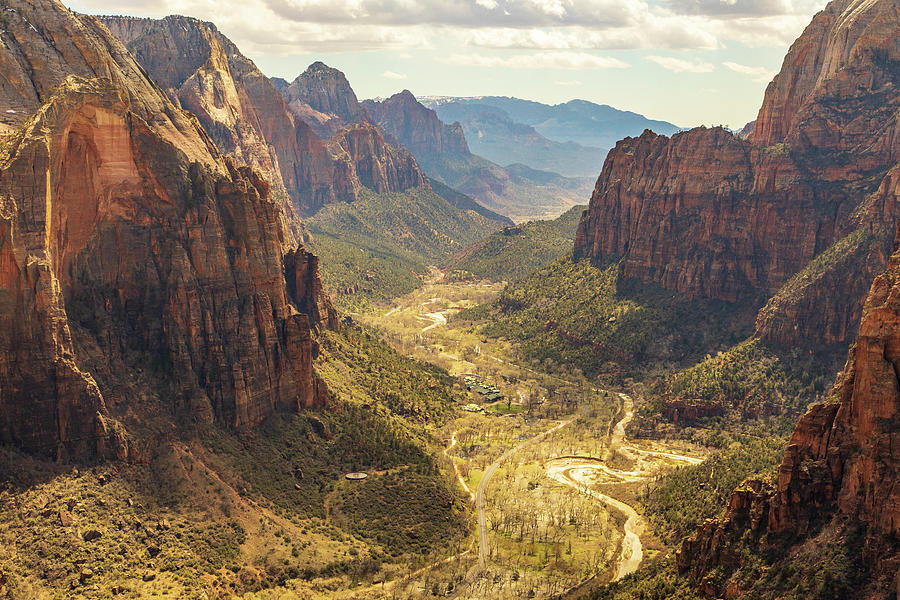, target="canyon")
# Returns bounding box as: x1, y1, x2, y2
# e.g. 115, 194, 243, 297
0, 0, 898, 598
